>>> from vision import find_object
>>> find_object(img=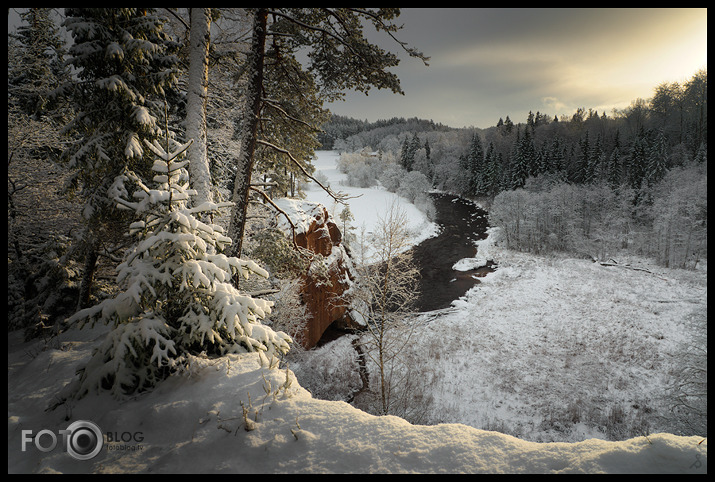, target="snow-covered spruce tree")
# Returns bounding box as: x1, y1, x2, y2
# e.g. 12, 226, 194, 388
66, 135, 291, 399
58, 8, 180, 309
8, 8, 69, 119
